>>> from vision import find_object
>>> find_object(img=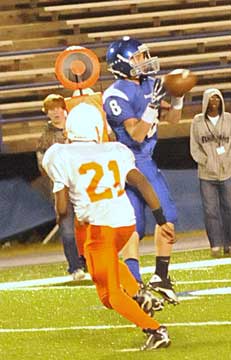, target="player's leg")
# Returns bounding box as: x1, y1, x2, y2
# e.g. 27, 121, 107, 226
220, 178, 231, 255
59, 201, 85, 280
120, 230, 140, 279
200, 179, 223, 257
84, 224, 169, 347
110, 225, 170, 349
121, 187, 145, 283
143, 163, 178, 304
149, 222, 178, 304
118, 259, 164, 316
